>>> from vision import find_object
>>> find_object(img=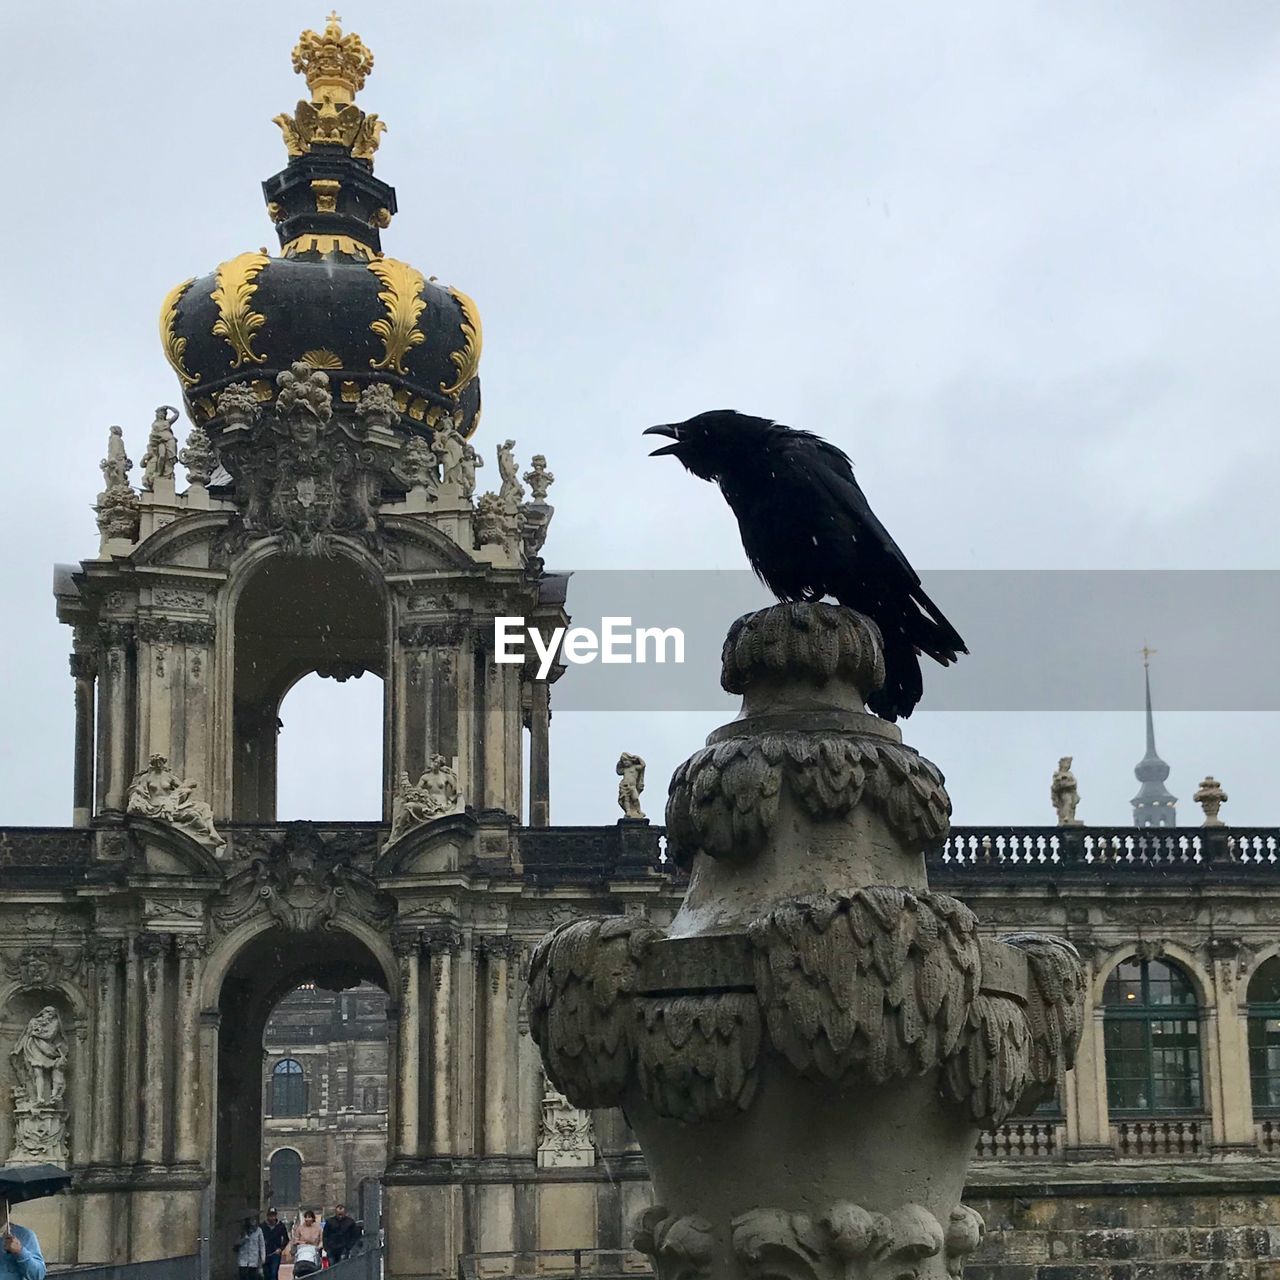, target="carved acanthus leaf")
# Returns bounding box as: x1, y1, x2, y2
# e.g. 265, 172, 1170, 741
666, 734, 950, 870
